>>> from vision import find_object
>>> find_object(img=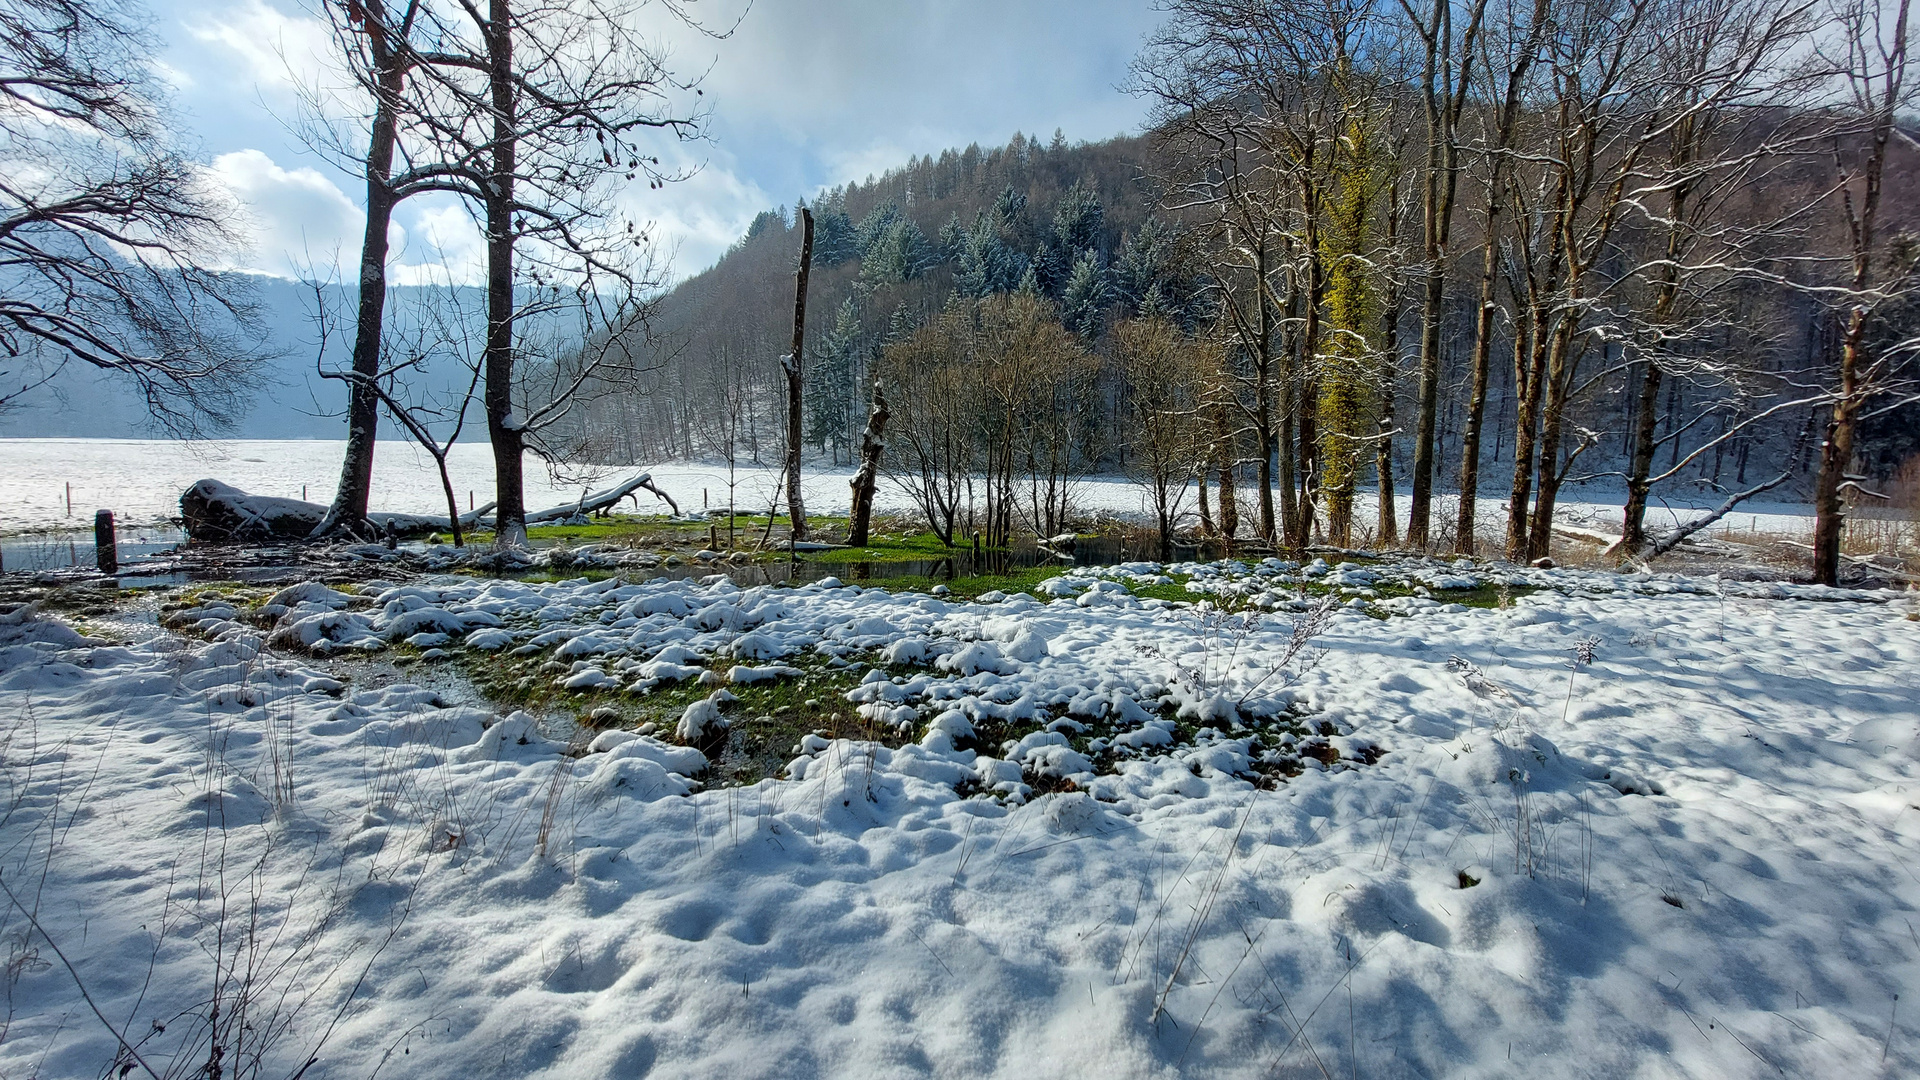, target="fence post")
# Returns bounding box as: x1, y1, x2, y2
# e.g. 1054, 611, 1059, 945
94, 509, 117, 574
